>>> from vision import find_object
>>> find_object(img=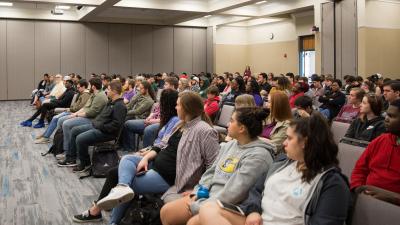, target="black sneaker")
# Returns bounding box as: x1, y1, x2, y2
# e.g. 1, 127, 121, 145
72, 210, 102, 223
57, 159, 77, 167
73, 164, 91, 173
